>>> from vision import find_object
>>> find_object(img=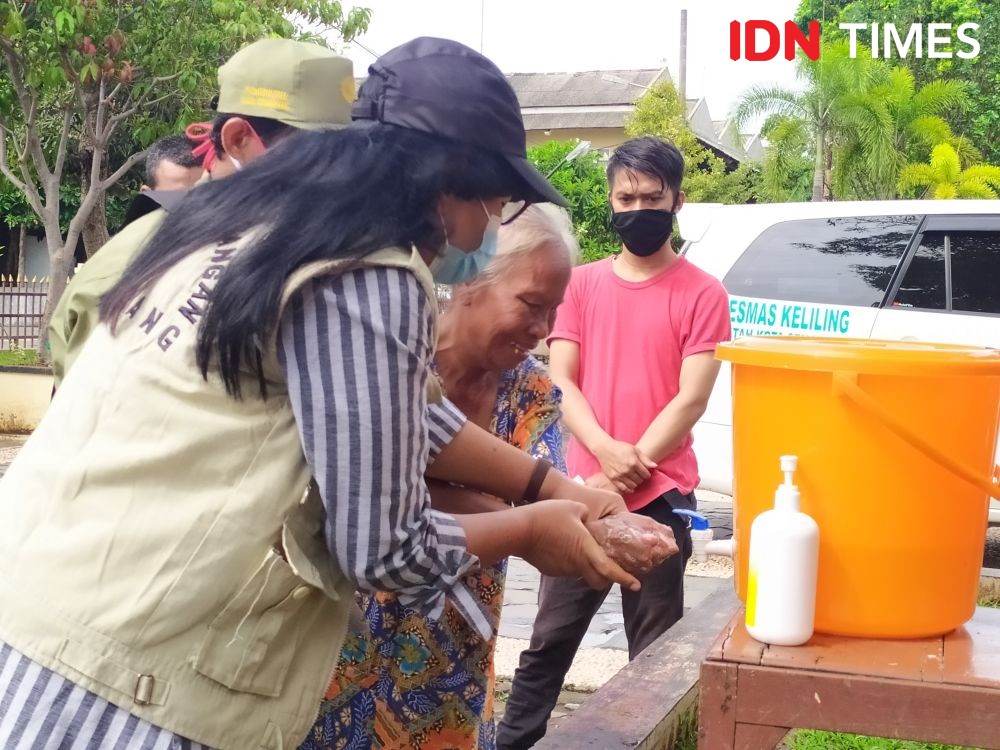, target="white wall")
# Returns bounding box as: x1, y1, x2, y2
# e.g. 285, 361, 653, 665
22, 235, 49, 280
